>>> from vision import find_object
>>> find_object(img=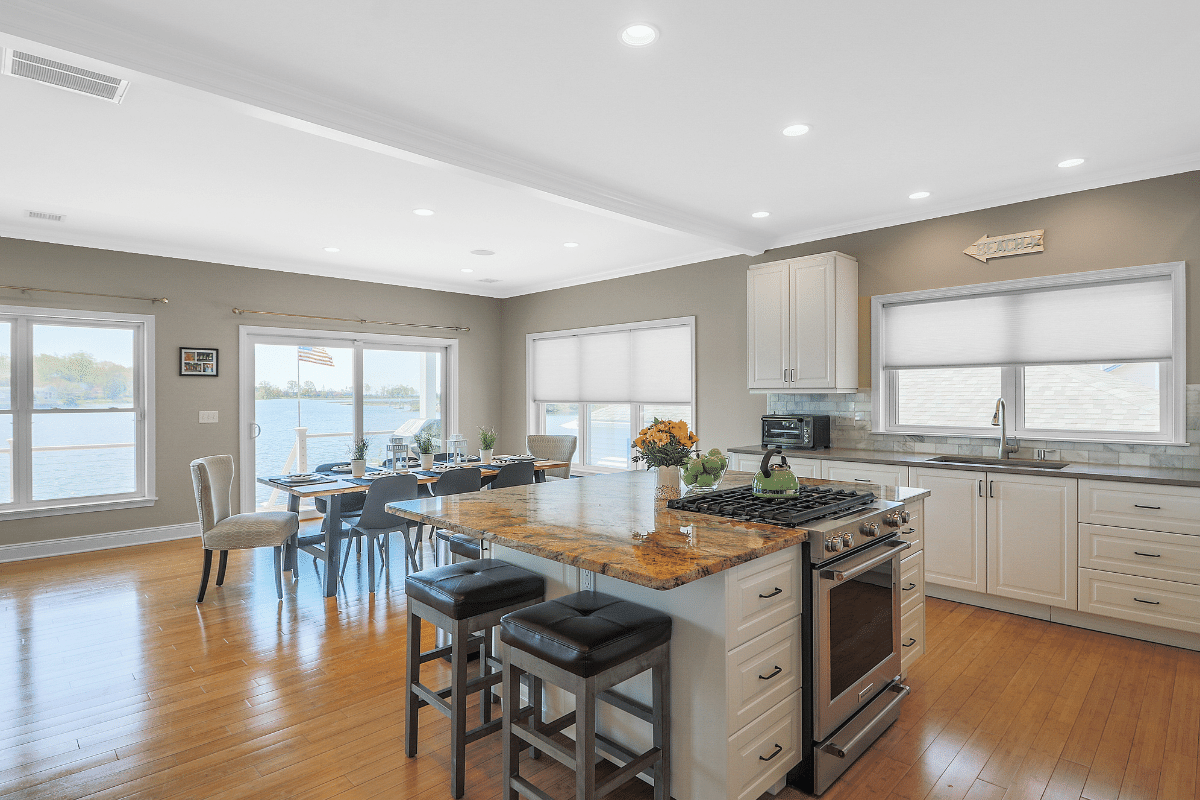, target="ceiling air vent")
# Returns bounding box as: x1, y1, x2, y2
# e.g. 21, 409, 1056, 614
2, 49, 129, 103
477, 278, 502, 283
27, 210, 65, 222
